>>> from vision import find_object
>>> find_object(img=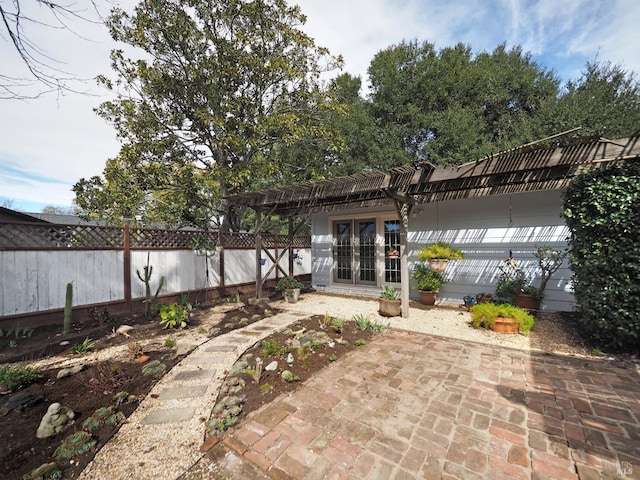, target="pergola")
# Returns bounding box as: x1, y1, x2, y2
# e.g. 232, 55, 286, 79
227, 129, 640, 316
